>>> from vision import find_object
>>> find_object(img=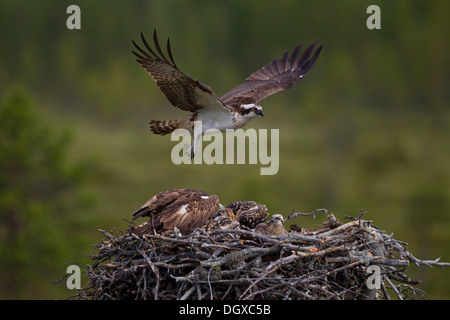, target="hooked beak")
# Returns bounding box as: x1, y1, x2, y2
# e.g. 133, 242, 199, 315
255, 109, 264, 117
